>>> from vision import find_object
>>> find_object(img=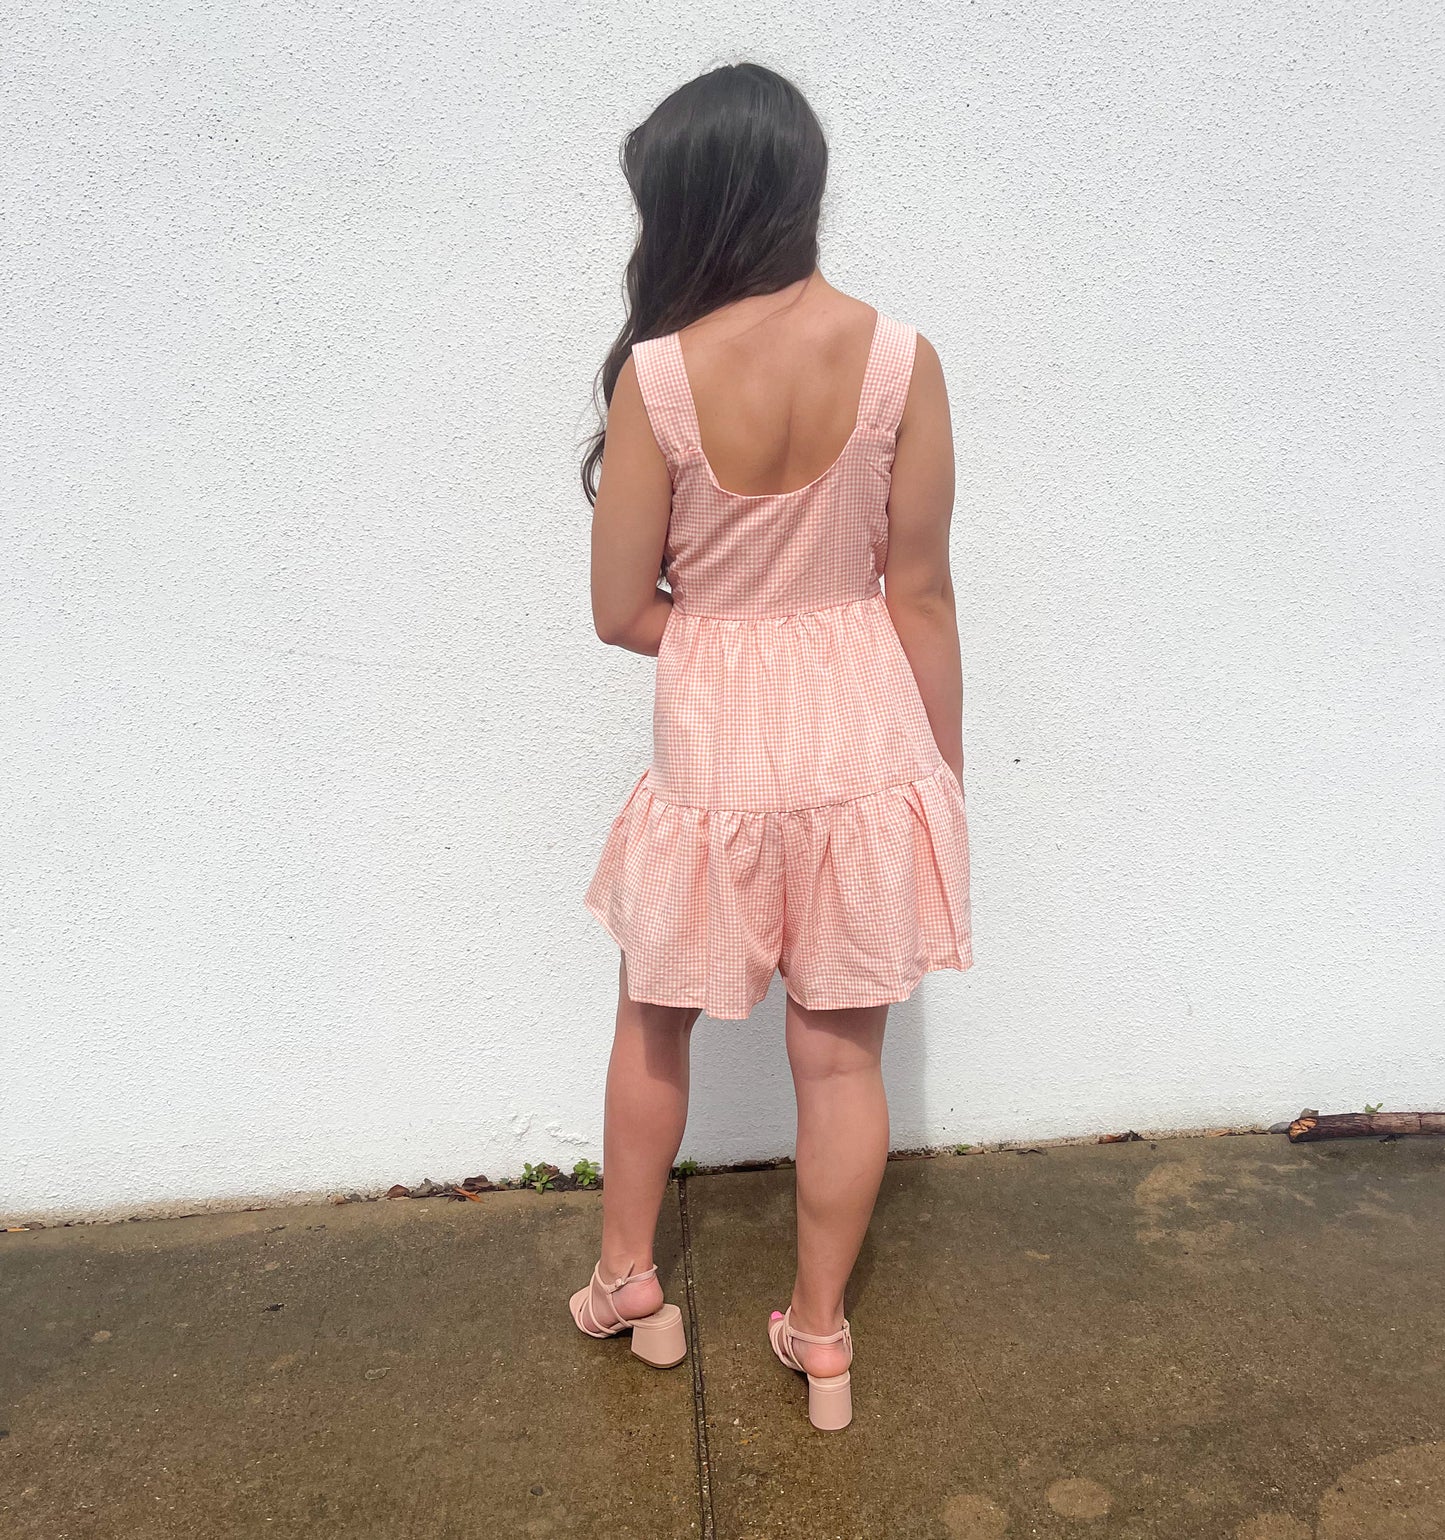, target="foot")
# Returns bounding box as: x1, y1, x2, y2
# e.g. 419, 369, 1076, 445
592, 1259, 664, 1326
776, 1305, 853, 1379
